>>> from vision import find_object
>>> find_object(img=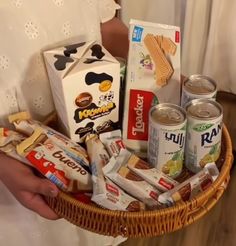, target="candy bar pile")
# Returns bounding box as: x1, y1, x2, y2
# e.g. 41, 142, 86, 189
0, 111, 219, 212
